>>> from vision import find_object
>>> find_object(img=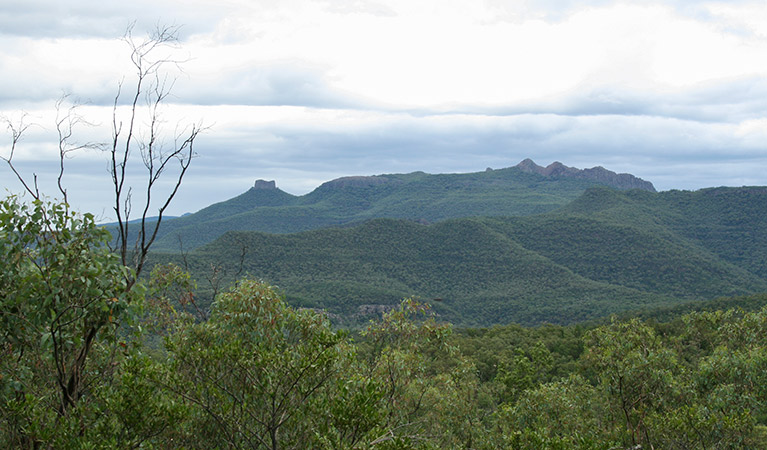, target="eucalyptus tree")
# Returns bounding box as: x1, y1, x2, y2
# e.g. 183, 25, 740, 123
162, 279, 351, 450
0, 24, 201, 448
